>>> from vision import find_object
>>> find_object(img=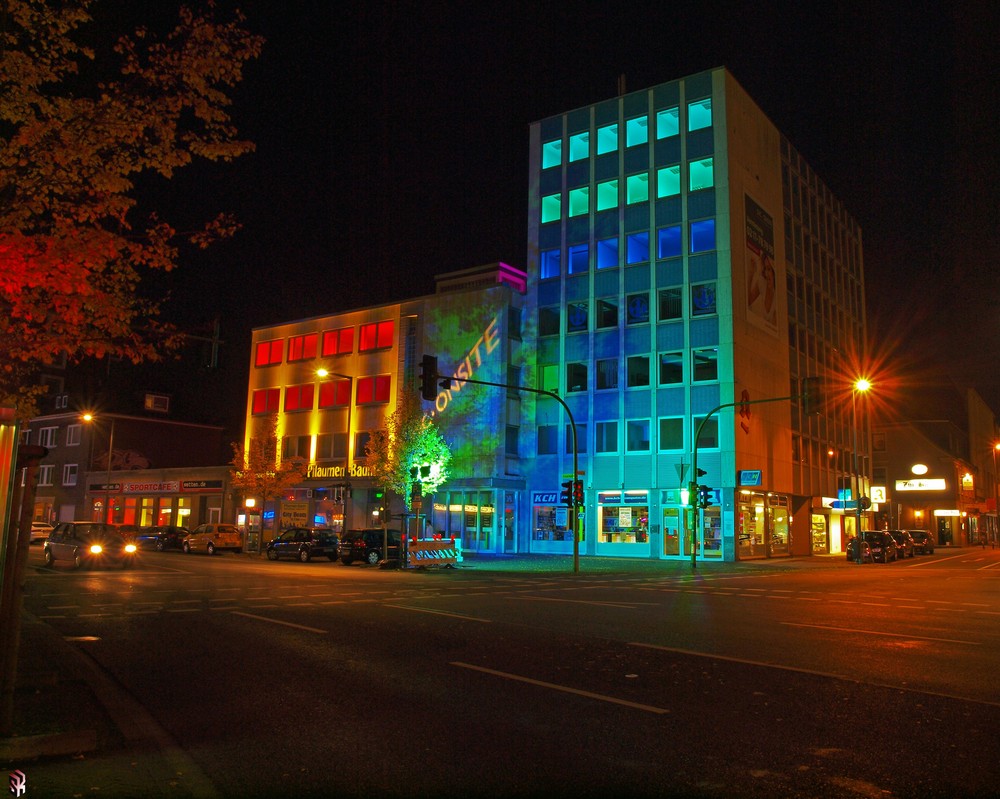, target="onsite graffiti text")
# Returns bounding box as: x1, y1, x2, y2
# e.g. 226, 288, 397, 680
433, 315, 500, 415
